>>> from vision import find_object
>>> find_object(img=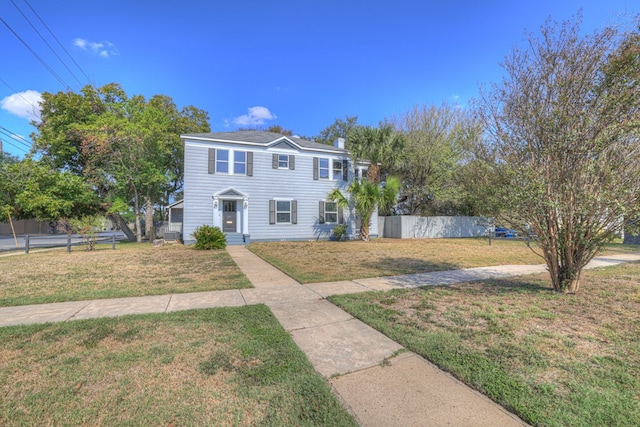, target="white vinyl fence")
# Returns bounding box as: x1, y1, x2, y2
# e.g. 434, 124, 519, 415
378, 216, 489, 239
